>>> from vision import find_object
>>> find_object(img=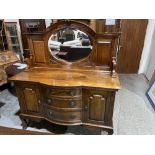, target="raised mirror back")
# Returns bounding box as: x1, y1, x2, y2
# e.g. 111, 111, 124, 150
48, 27, 92, 62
